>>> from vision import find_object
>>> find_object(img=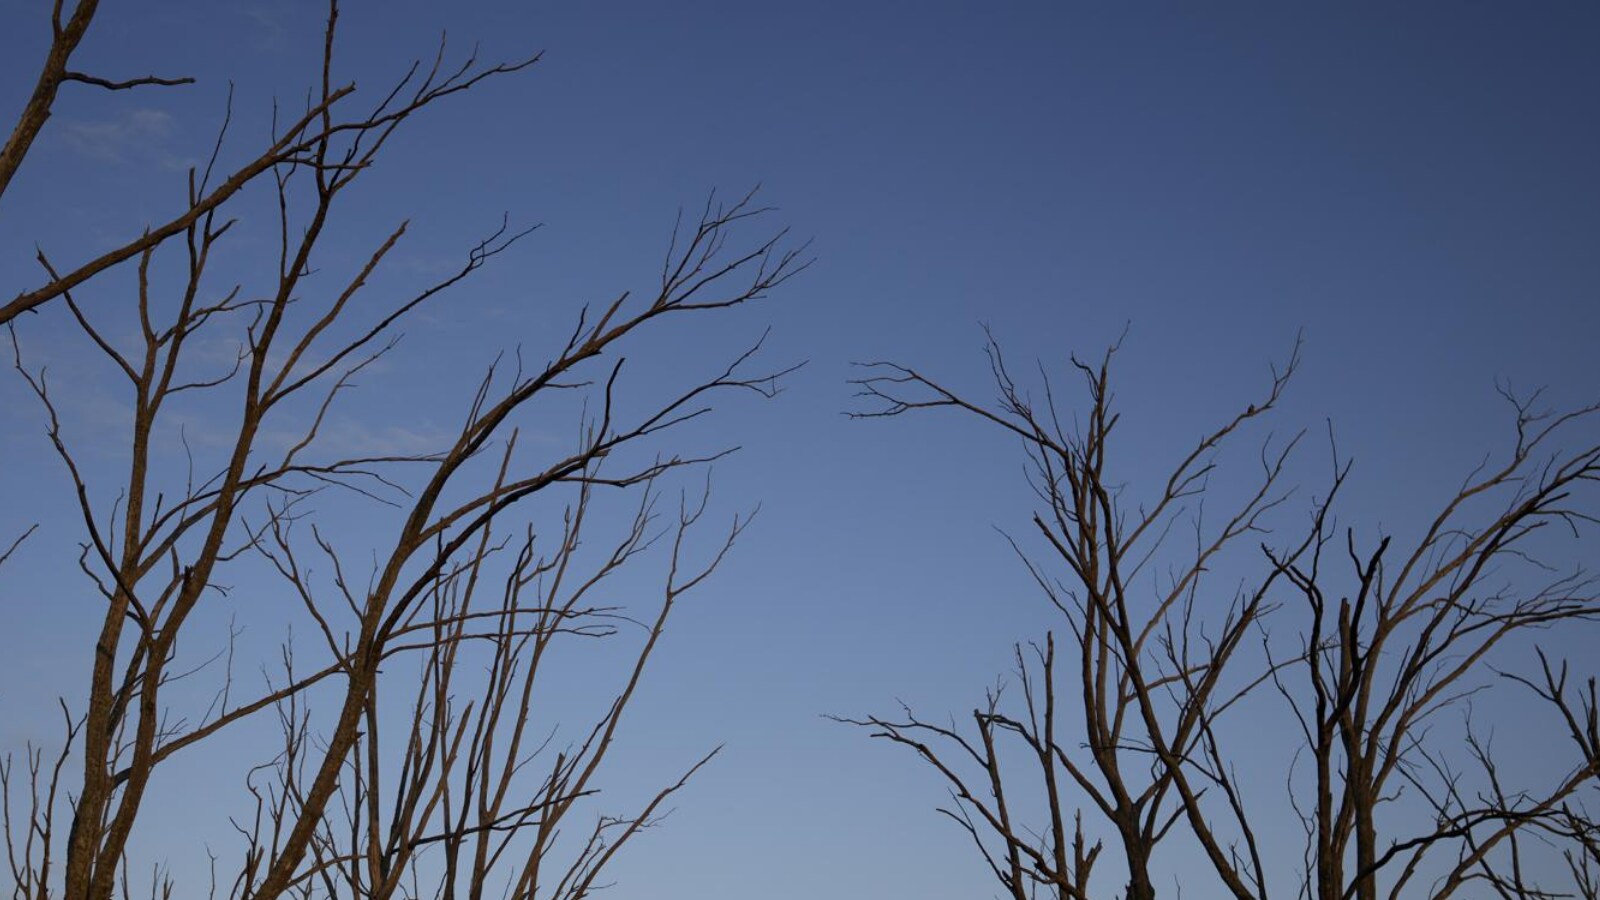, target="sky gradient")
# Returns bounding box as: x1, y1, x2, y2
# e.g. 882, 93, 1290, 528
2, 3, 1597, 897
